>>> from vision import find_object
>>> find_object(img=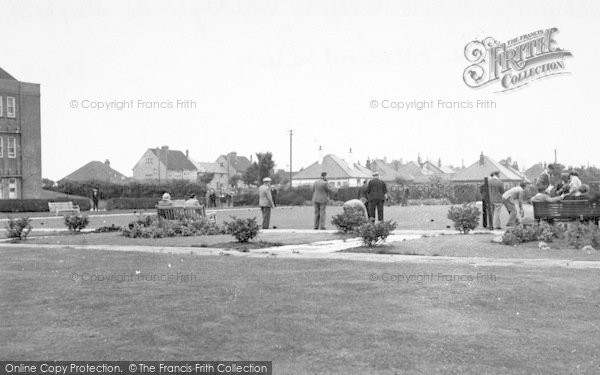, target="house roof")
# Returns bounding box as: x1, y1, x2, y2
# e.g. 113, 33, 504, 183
524, 163, 545, 182
396, 161, 425, 178
61, 161, 129, 182
371, 159, 414, 182
151, 148, 197, 171
294, 154, 372, 180
451, 154, 524, 182
195, 162, 228, 174
0, 67, 16, 81
217, 153, 251, 173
